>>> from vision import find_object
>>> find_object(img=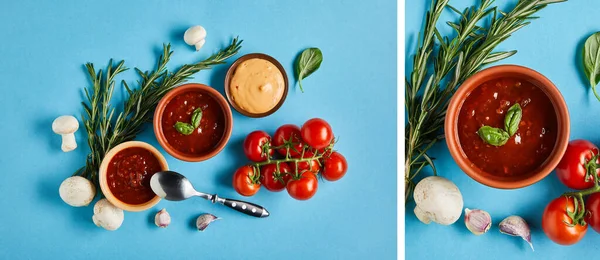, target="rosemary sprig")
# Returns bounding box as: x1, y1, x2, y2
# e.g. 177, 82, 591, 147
76, 37, 242, 196
405, 0, 565, 203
